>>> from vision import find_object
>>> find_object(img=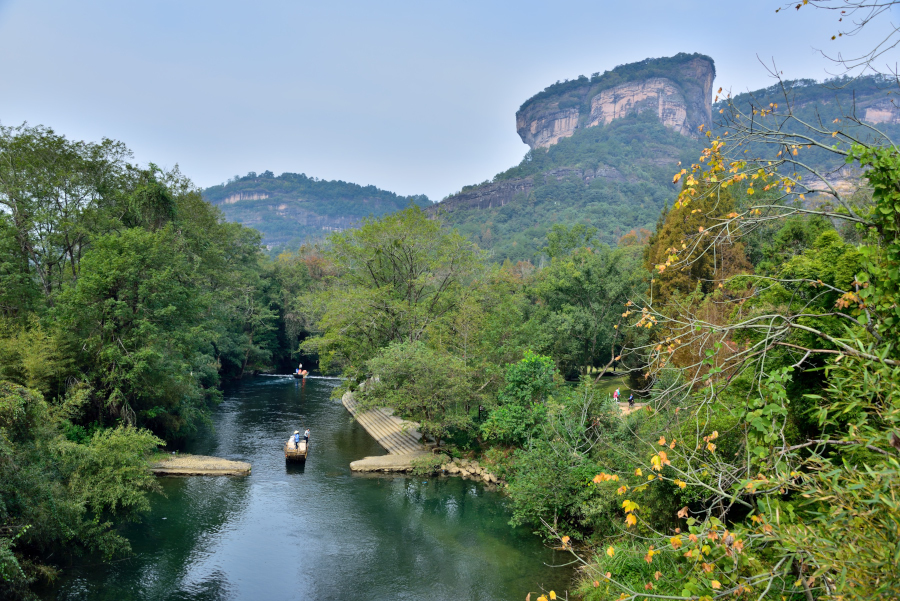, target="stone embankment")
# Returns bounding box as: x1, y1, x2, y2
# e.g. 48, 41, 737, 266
150, 454, 251, 476
442, 458, 503, 486
343, 390, 433, 472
